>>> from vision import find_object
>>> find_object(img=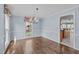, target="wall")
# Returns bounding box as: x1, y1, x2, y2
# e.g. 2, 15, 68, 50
10, 16, 42, 40
10, 16, 26, 40
0, 4, 5, 54
75, 7, 79, 49
33, 18, 42, 37
42, 15, 59, 43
